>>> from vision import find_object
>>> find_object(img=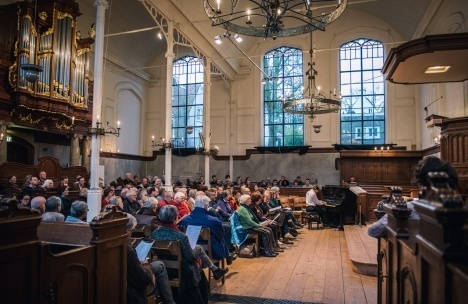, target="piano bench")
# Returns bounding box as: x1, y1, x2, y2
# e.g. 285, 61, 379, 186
302, 211, 320, 230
